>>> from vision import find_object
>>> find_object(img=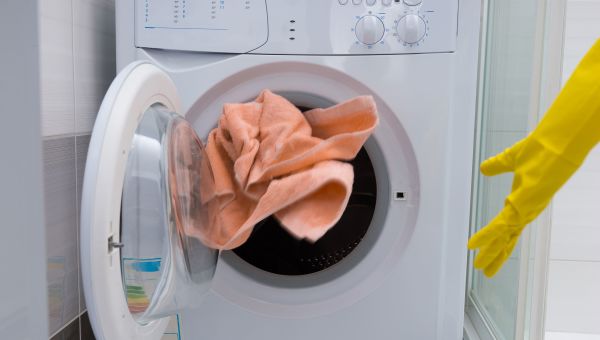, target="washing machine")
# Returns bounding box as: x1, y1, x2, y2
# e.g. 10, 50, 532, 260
80, 0, 482, 339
